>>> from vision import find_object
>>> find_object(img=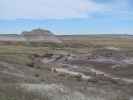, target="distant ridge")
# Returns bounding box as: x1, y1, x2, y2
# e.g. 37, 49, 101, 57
58, 34, 133, 38
22, 29, 53, 36
22, 28, 62, 43
0, 29, 62, 43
